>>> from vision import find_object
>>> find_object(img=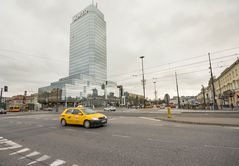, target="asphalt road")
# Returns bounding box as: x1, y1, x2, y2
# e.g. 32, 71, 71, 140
0, 112, 239, 166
